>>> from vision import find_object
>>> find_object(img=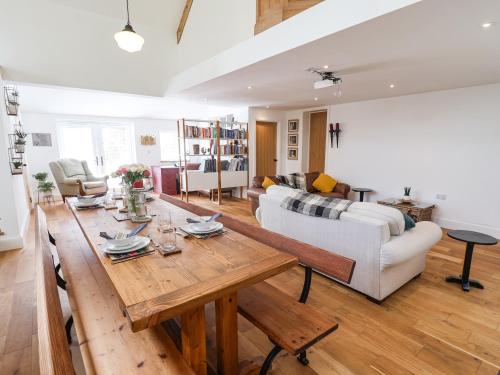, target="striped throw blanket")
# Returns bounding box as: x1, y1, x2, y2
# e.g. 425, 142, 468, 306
280, 191, 352, 219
